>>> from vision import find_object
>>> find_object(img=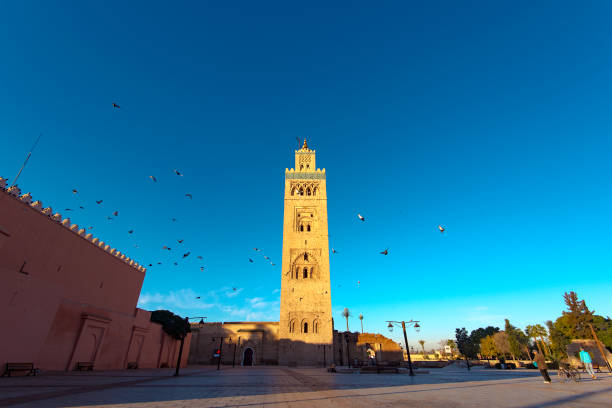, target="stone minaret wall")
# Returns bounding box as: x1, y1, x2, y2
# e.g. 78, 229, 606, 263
278, 141, 333, 366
